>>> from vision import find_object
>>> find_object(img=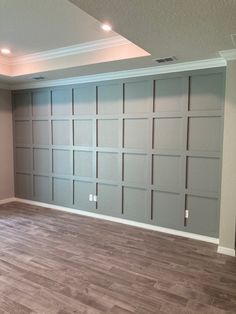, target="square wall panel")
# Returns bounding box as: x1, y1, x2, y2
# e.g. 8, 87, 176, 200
155, 77, 184, 112
74, 151, 93, 177
34, 175, 51, 202
15, 148, 31, 172
97, 184, 121, 217
97, 119, 119, 147
98, 152, 119, 181
188, 117, 221, 152
123, 187, 148, 223
124, 119, 148, 150
74, 120, 93, 146
153, 155, 181, 190
154, 118, 182, 150
32, 91, 50, 116
15, 121, 31, 145
74, 86, 96, 115
123, 154, 147, 185
15, 173, 31, 198
187, 157, 220, 193
74, 180, 95, 210
186, 195, 219, 237
53, 178, 71, 206
52, 89, 72, 115
32, 120, 49, 145
52, 120, 70, 145
98, 84, 122, 115
152, 191, 183, 229
53, 149, 71, 175
33, 148, 50, 173
14, 93, 31, 117
124, 80, 152, 113
189, 73, 223, 111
